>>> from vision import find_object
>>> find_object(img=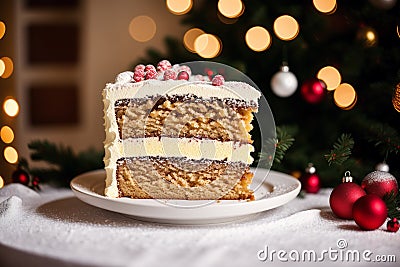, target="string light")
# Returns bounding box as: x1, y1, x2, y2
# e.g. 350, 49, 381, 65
1, 126, 14, 144
313, 0, 337, 14
1, 57, 13, 78
183, 28, 205, 53
129, 16, 156, 42
0, 21, 5, 39
218, 0, 244, 19
317, 66, 341, 91
166, 0, 193, 15
245, 26, 271, 52
334, 83, 357, 110
194, 33, 222, 58
273, 15, 299, 41
3, 98, 20, 117
4, 146, 18, 164
393, 82, 400, 112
